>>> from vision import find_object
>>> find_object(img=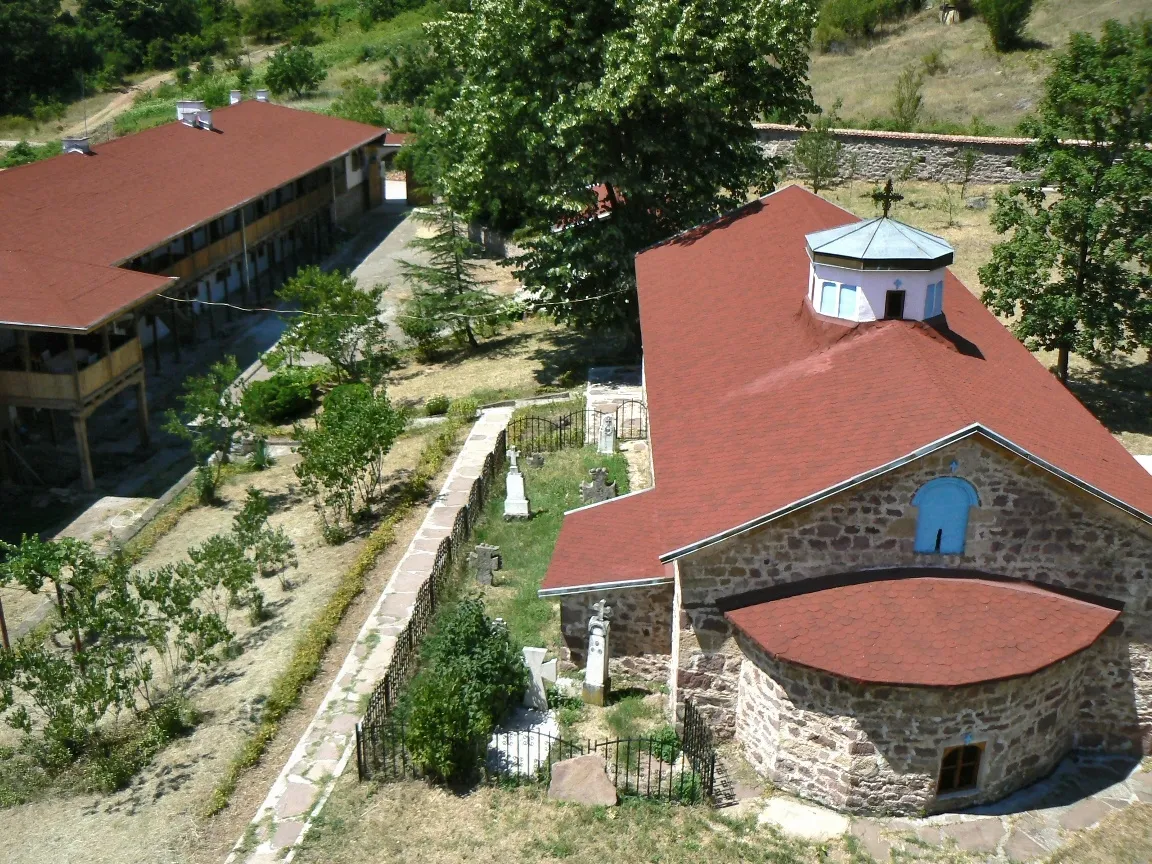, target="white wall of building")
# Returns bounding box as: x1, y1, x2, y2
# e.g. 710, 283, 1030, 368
809, 260, 948, 323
